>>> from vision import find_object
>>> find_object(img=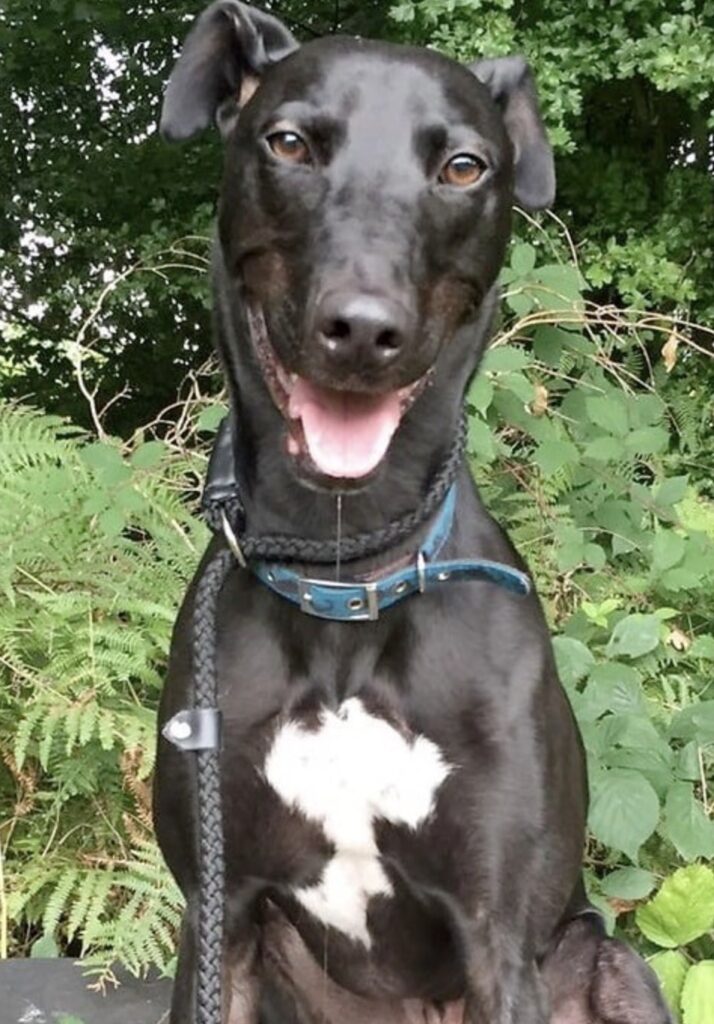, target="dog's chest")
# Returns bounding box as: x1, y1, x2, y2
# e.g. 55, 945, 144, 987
263, 697, 451, 945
